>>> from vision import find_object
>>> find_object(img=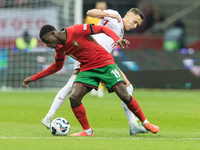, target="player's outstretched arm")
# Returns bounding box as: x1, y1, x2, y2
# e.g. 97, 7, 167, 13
22, 54, 65, 88
91, 25, 121, 43
22, 60, 63, 88
87, 9, 121, 23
